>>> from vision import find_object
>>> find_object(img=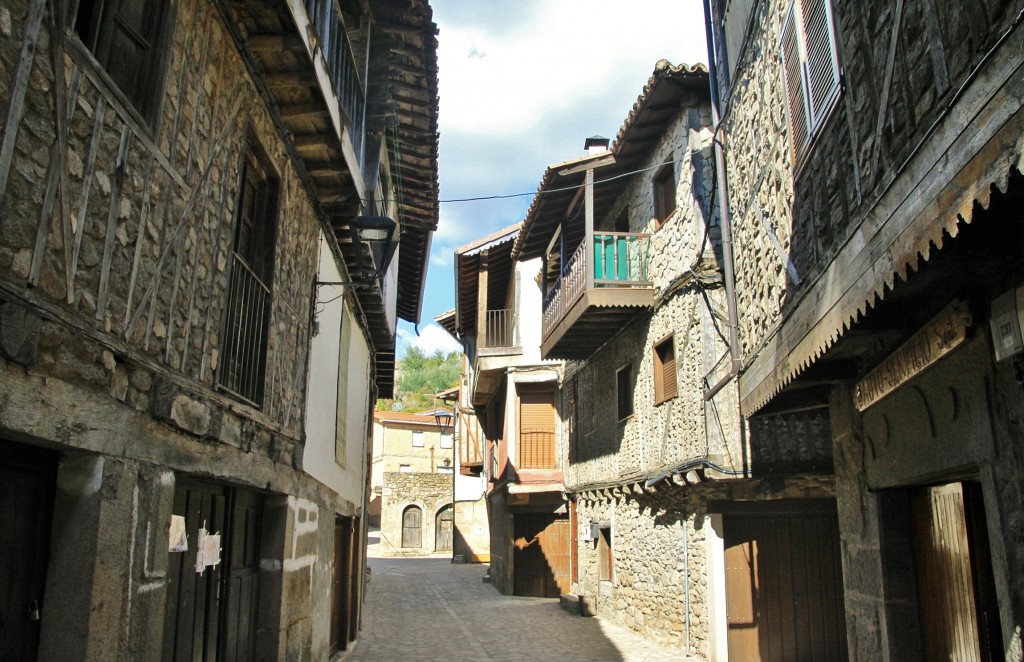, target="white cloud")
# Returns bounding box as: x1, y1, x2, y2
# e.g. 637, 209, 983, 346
398, 323, 462, 356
